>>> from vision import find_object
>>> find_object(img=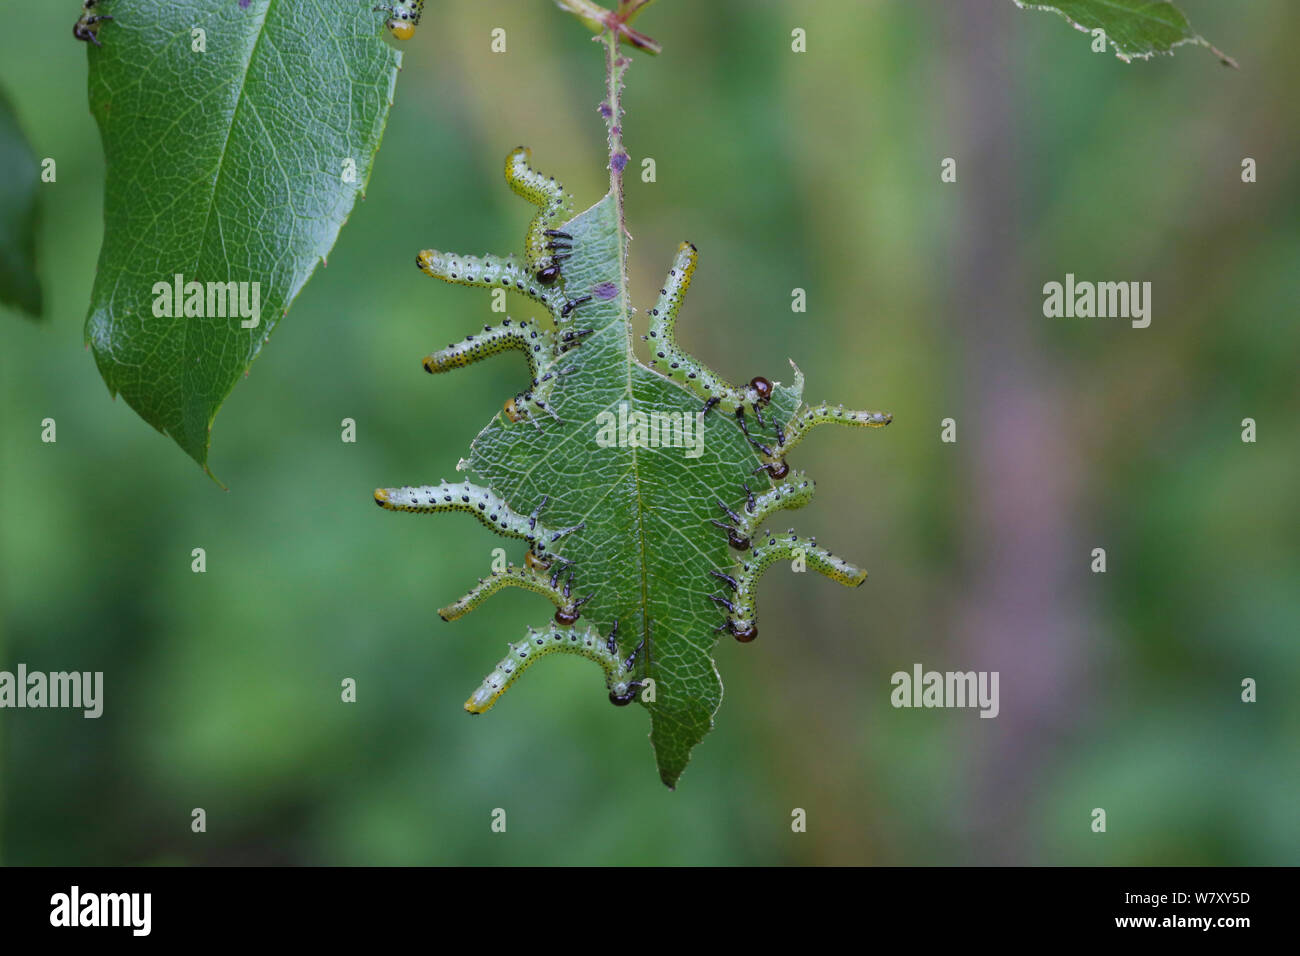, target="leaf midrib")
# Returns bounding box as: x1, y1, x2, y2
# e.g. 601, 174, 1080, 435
593, 34, 656, 676
186, 0, 278, 383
